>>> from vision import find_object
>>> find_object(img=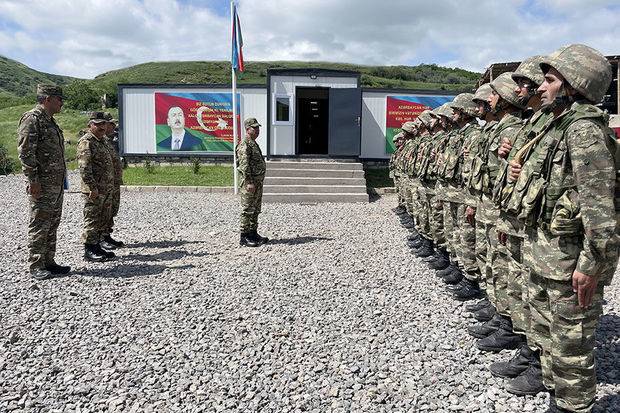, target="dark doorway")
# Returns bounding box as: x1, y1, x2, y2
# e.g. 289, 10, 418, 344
296, 87, 329, 155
